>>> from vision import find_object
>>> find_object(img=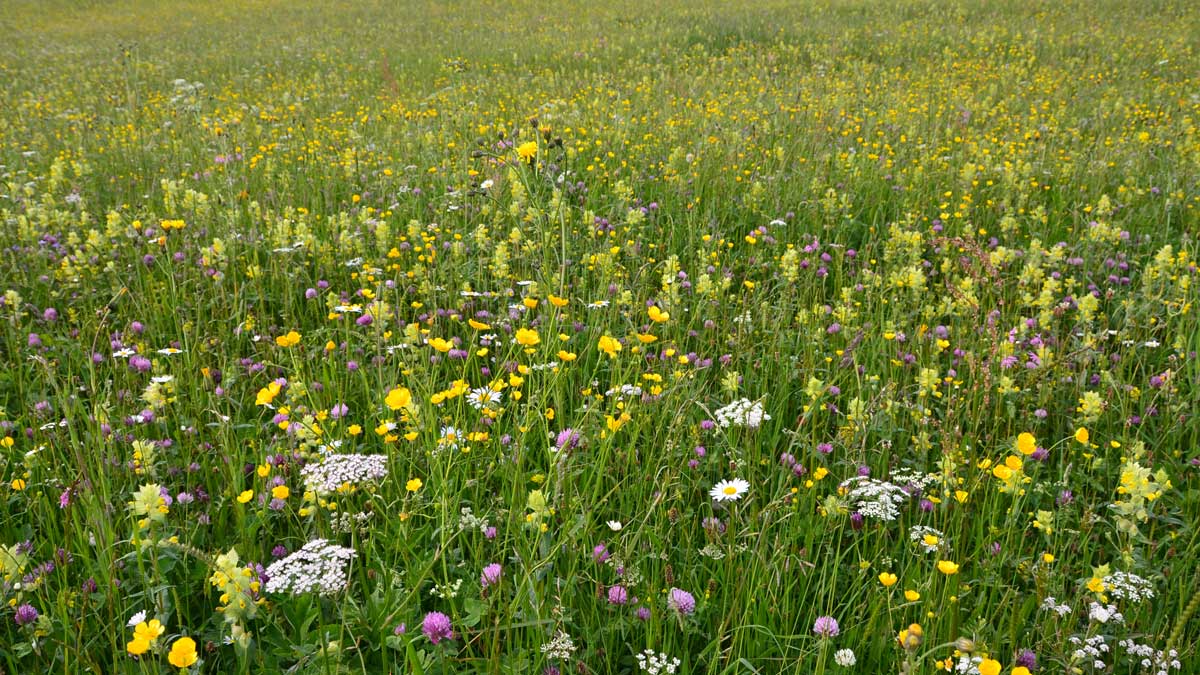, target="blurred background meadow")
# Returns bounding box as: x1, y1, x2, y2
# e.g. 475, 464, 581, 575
1, 0, 1198, 672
